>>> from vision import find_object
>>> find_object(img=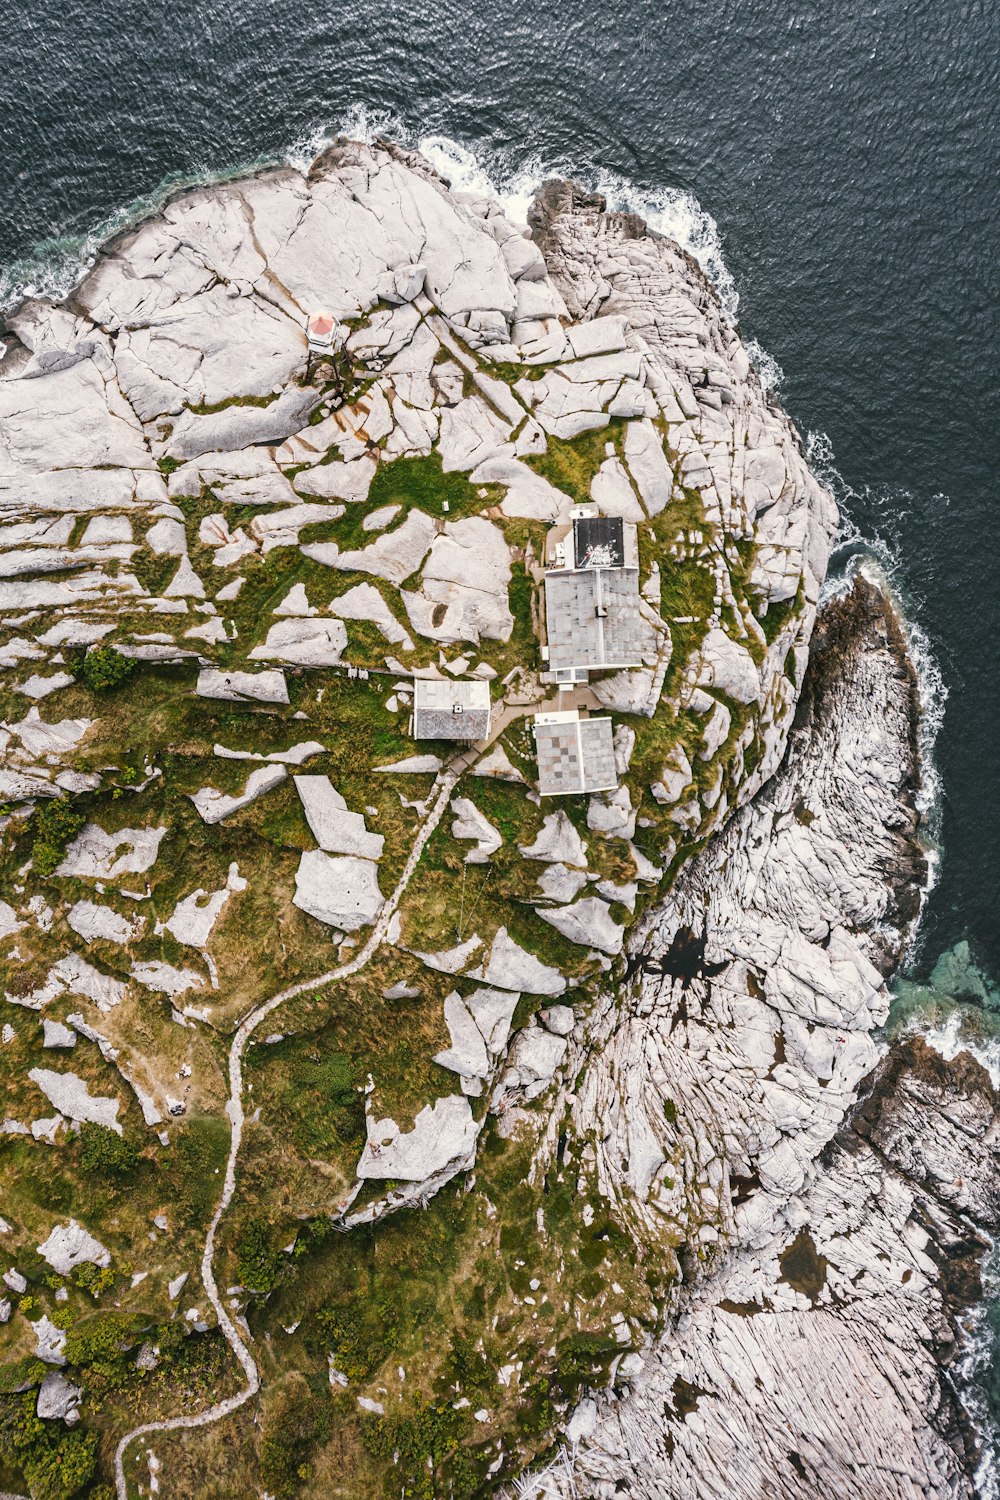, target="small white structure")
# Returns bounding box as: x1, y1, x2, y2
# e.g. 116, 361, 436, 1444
306, 309, 343, 357
413, 678, 492, 741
